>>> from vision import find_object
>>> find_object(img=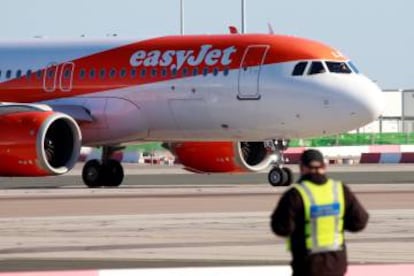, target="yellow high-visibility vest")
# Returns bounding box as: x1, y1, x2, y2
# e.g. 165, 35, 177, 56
291, 179, 345, 253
